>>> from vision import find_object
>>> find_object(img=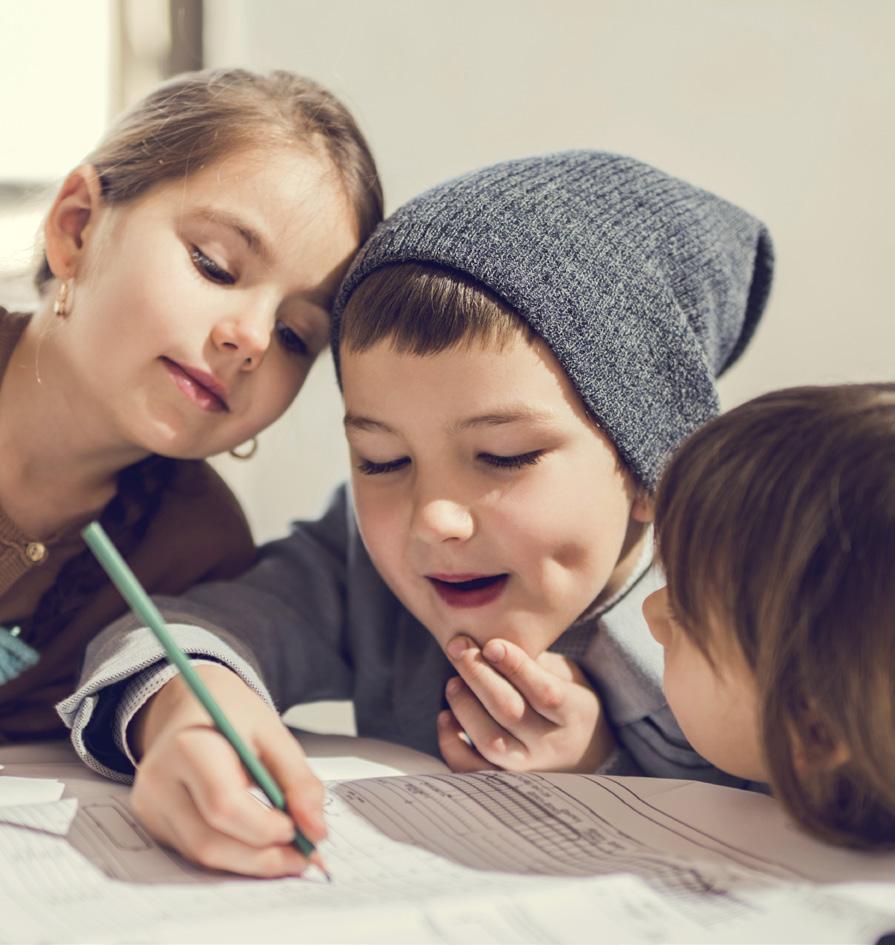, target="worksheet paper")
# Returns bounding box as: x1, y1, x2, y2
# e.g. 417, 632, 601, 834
0, 773, 74, 834
0, 774, 64, 806
0, 769, 894, 944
